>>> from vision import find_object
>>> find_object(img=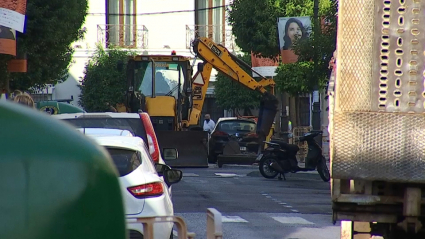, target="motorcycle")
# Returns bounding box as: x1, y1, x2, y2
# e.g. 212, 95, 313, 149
256, 131, 330, 182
